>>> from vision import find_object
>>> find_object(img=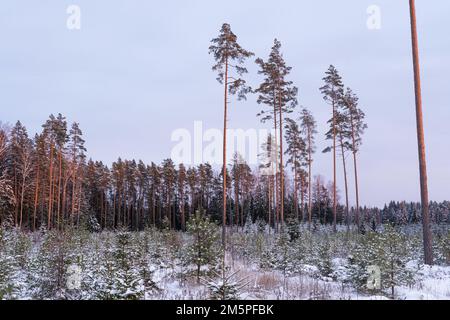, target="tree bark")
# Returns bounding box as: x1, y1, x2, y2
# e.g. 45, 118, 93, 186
409, 0, 433, 265
222, 54, 228, 247
48, 142, 54, 229
332, 101, 337, 232
278, 88, 285, 228
308, 129, 313, 230
339, 134, 349, 230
